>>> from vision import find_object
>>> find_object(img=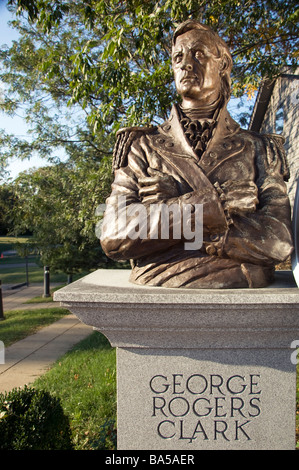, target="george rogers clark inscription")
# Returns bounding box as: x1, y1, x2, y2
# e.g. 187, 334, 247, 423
150, 373, 262, 443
